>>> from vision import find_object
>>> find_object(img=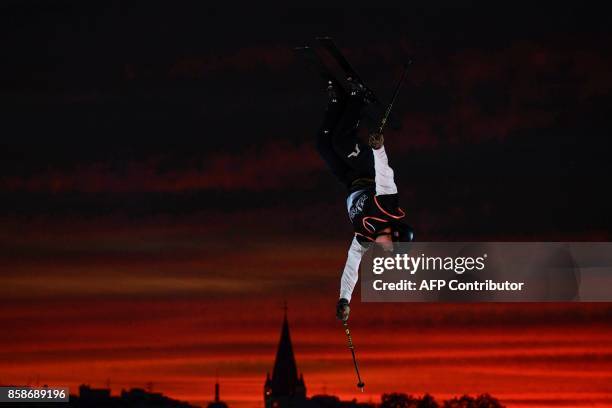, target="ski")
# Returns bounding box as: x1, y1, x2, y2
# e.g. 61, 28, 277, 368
316, 37, 367, 90
315, 37, 403, 131
295, 40, 404, 132
316, 36, 379, 104
294, 45, 338, 83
